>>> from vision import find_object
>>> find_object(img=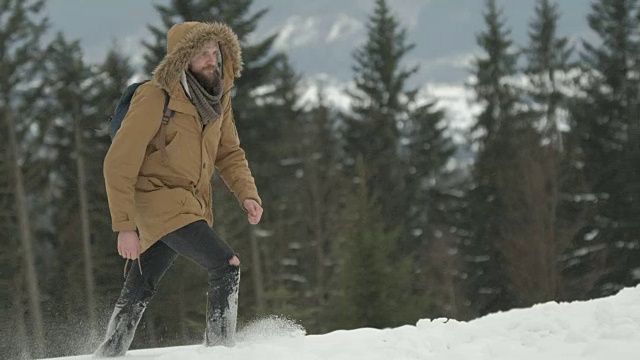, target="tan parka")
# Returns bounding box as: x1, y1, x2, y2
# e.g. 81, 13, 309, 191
104, 22, 261, 254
